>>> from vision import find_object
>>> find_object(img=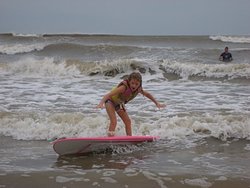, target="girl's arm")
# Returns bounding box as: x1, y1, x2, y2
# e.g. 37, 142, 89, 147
97, 85, 126, 108
141, 90, 166, 108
